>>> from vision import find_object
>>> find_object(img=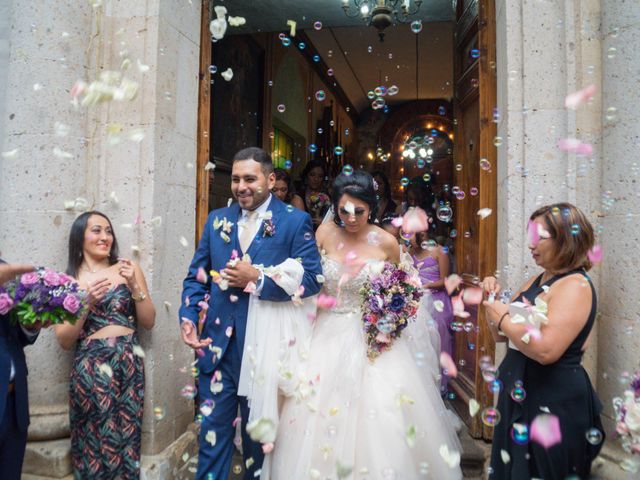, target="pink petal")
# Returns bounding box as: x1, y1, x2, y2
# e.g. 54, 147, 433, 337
229, 295, 238, 303
225, 326, 233, 337
244, 281, 256, 293
232, 416, 241, 427
230, 249, 239, 260
439, 352, 458, 378
197, 300, 209, 310
527, 220, 540, 247
587, 244, 603, 264
262, 442, 274, 454
375, 332, 392, 344
196, 267, 208, 284
317, 294, 338, 310
530, 414, 562, 449
401, 207, 429, 234
462, 287, 483, 305
565, 84, 596, 110
444, 274, 462, 295
196, 348, 205, 357
391, 217, 403, 228
557, 138, 593, 156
